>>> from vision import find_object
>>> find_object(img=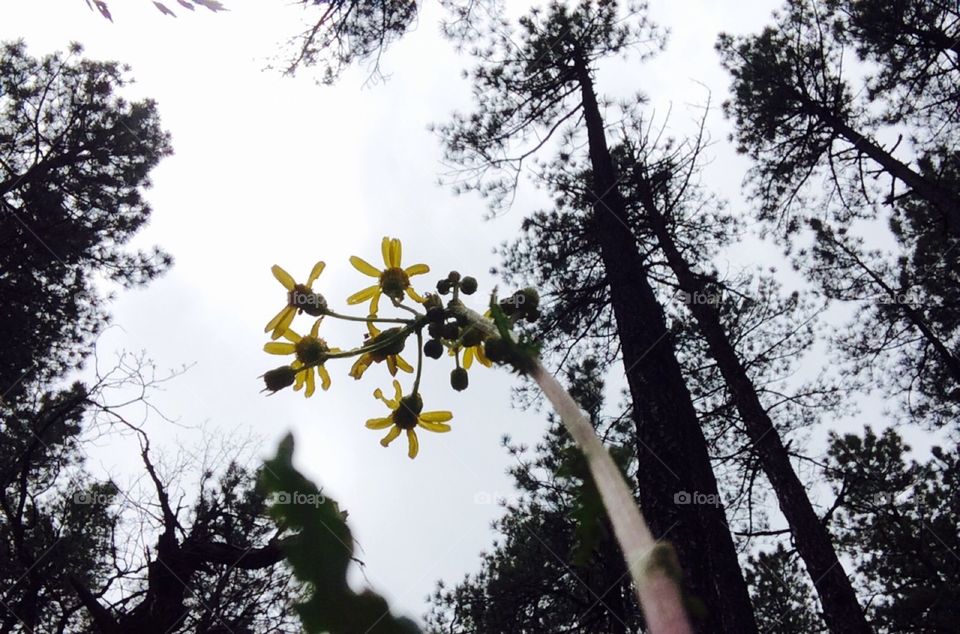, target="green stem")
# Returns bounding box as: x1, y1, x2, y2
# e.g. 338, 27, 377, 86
413, 330, 424, 394
325, 309, 411, 325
